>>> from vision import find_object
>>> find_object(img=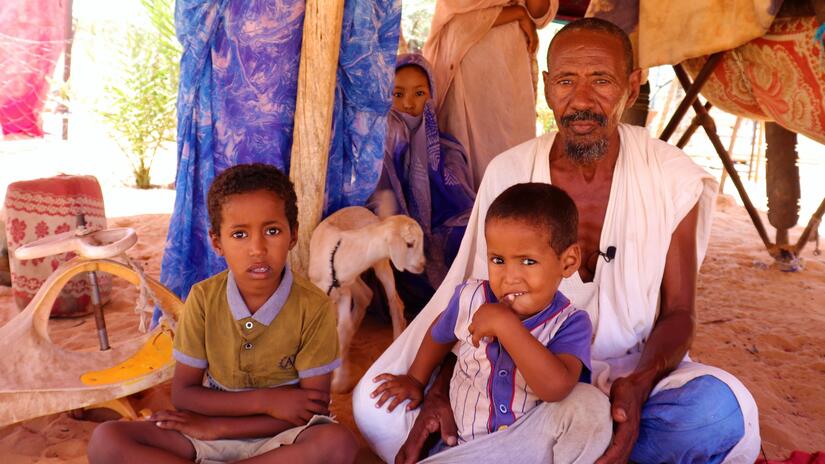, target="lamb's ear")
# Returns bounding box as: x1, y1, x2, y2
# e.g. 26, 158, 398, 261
401, 222, 418, 244
388, 232, 408, 269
